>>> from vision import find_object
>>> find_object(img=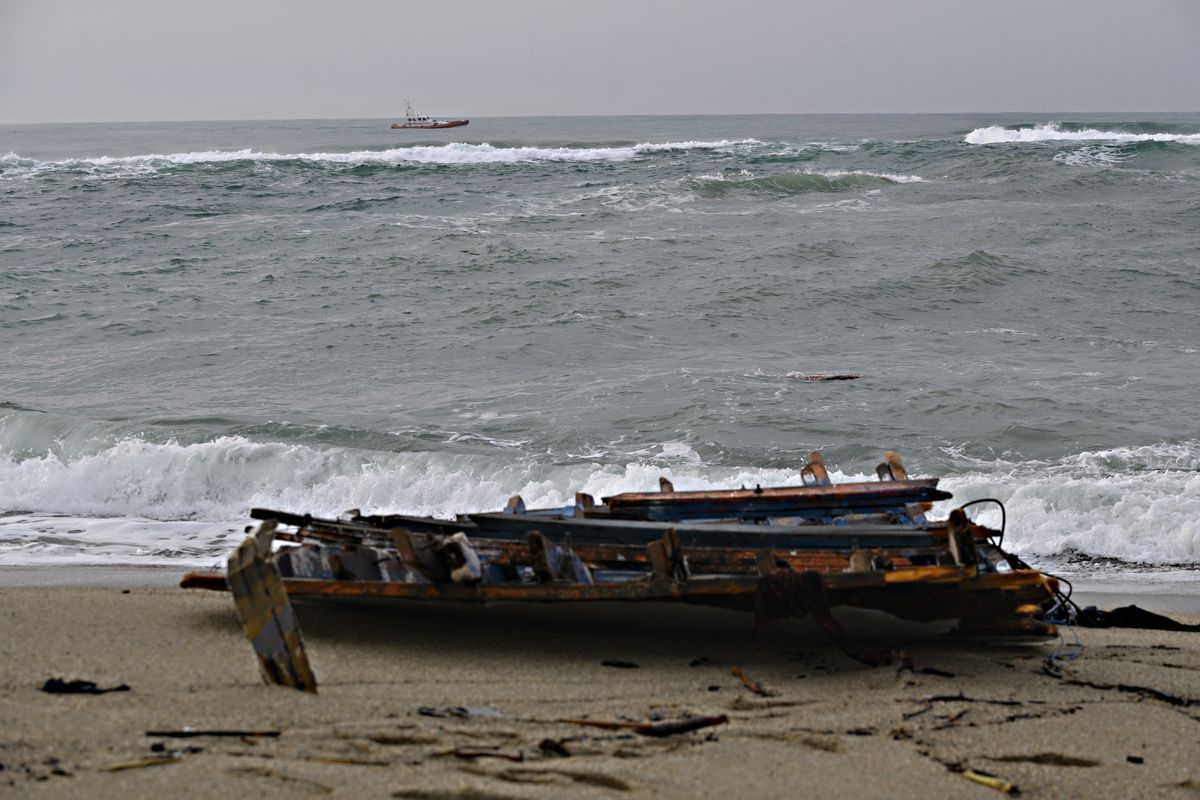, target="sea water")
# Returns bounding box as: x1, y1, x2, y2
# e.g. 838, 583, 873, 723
2, 114, 1198, 587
